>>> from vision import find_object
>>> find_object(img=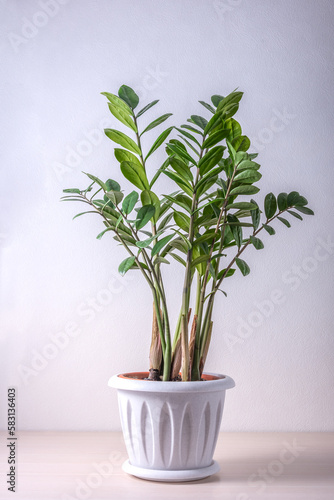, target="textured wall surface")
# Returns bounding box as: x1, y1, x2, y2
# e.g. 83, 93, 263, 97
1, 0, 333, 431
